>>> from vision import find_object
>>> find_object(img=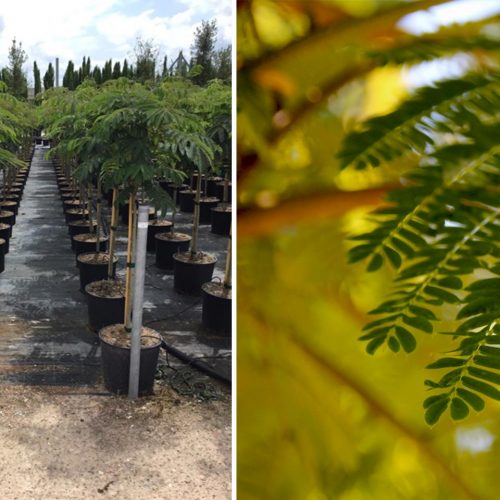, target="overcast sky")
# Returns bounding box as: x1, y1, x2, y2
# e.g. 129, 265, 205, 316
0, 0, 232, 84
